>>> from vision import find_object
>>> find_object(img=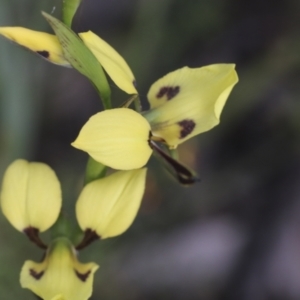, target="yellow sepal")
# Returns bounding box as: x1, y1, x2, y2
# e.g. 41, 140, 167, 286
76, 169, 147, 239
72, 108, 152, 170
79, 31, 137, 94
0, 27, 69, 66
0, 159, 62, 232
144, 64, 238, 147
20, 238, 99, 300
